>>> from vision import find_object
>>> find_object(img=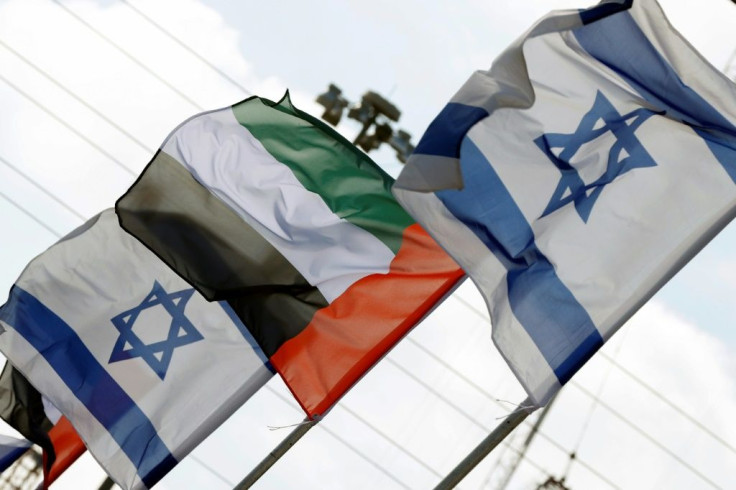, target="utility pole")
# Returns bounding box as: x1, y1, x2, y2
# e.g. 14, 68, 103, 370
315, 84, 415, 162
